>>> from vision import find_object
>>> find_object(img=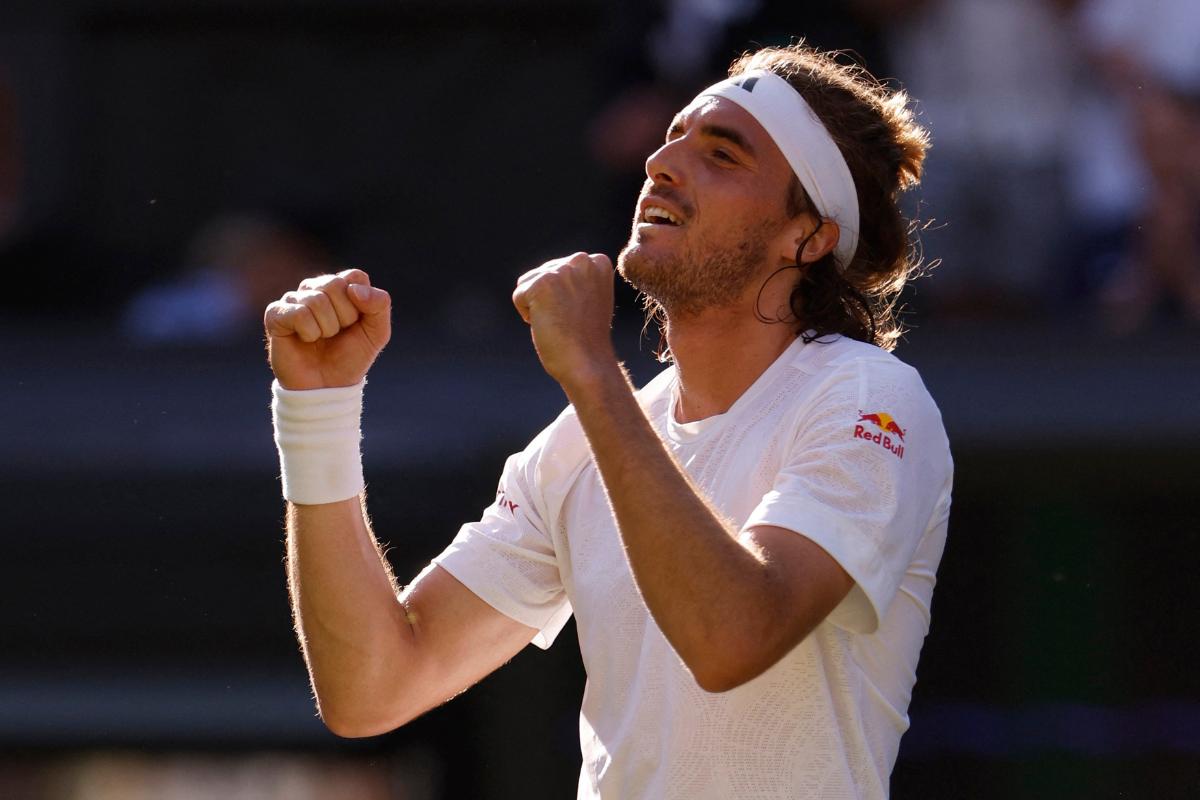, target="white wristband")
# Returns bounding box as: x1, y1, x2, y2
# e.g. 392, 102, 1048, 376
271, 379, 366, 505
